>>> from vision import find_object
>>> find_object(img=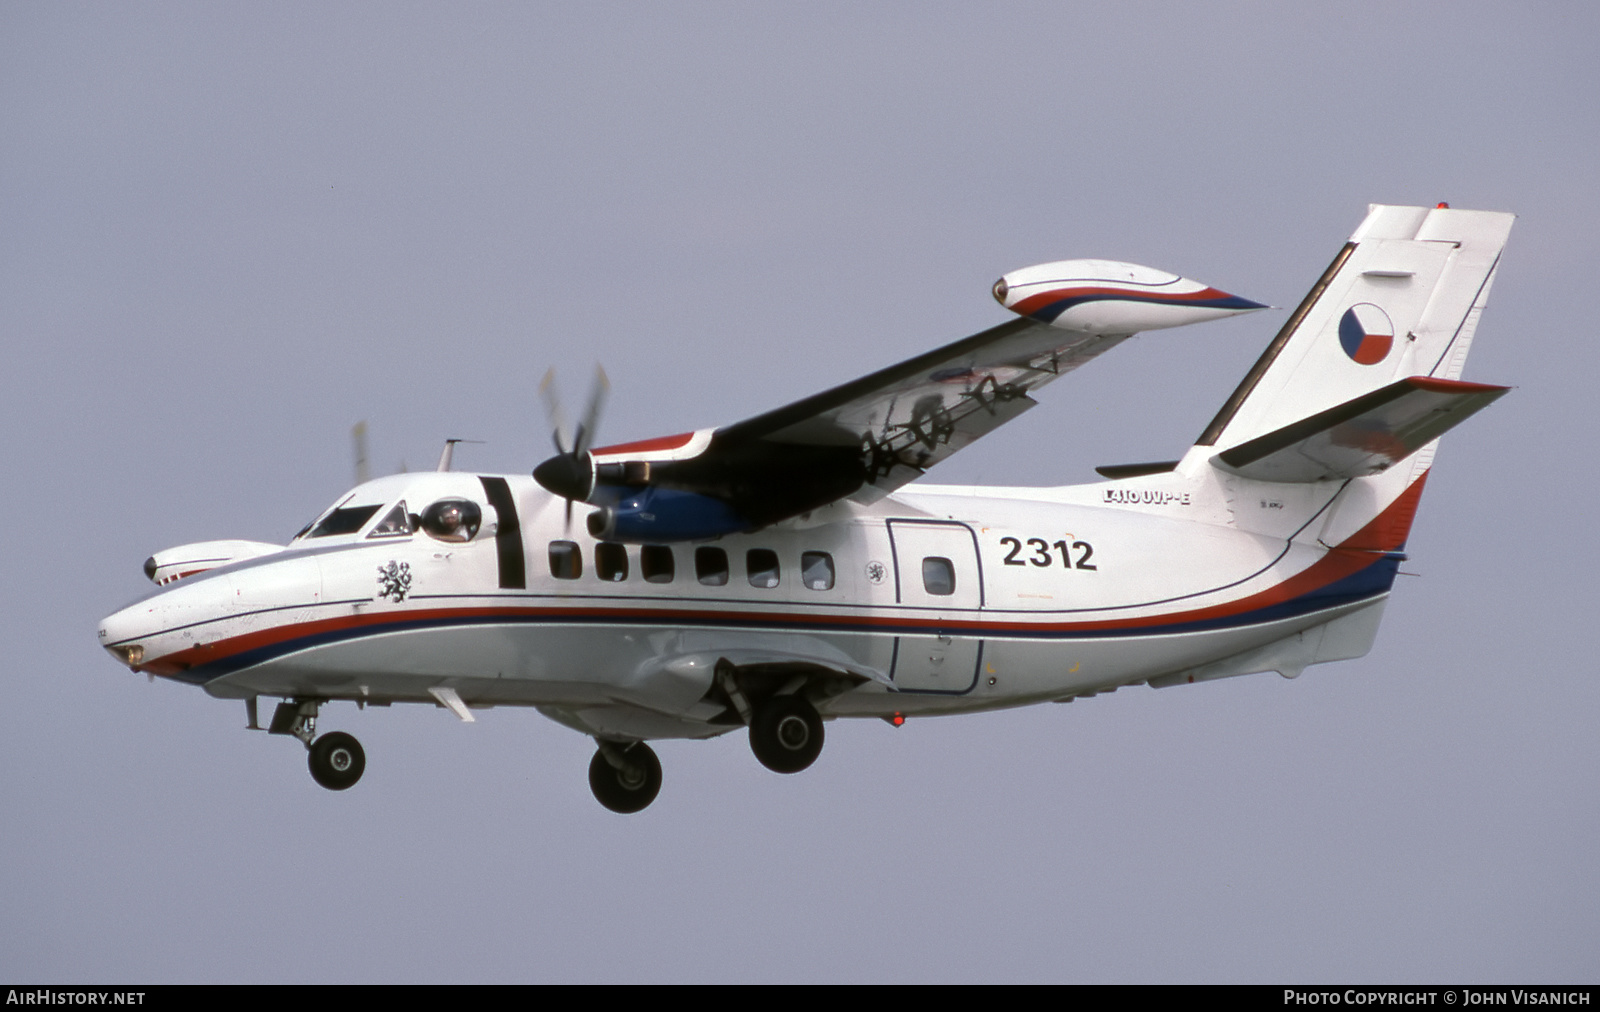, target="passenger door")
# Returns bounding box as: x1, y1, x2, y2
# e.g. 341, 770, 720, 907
887, 520, 984, 694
